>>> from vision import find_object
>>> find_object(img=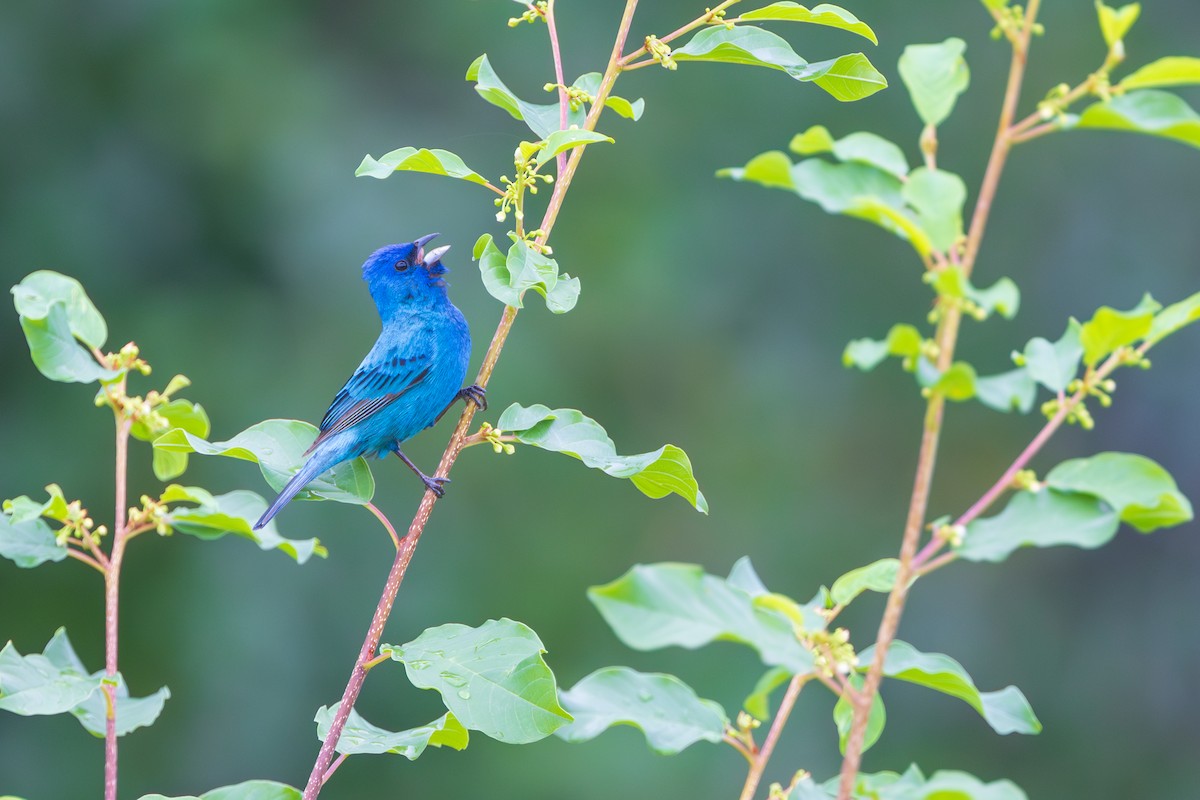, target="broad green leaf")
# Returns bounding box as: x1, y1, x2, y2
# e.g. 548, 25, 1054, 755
726, 555, 771, 597
830, 558, 899, 606
744, 666, 792, 719
0, 513, 67, 568
496, 404, 706, 512
71, 674, 170, 737
1119, 57, 1200, 91
846, 197, 934, 257
717, 150, 795, 189
138, 782, 301, 800
466, 54, 584, 138
162, 485, 326, 563
974, 369, 1036, 414
153, 419, 374, 505
1078, 293, 1160, 365
728, 558, 830, 632
1096, 1, 1140, 47
12, 271, 107, 348
932, 267, 1019, 320
1073, 90, 1200, 151
1020, 320, 1084, 393
17, 304, 119, 384
858, 640, 1041, 736
833, 674, 885, 754
673, 26, 886, 101
1045, 452, 1193, 532
572, 73, 645, 121
383, 618, 571, 744
902, 168, 966, 253
790, 126, 908, 177
957, 488, 1119, 563
588, 562, 816, 673
131, 399, 211, 481
315, 703, 468, 757
738, 2, 878, 44
556, 667, 727, 753
898, 39, 970, 127
931, 361, 977, 402
473, 235, 580, 314
842, 324, 922, 371
3, 484, 69, 524
1146, 291, 1200, 345
791, 159, 904, 214
826, 768, 1029, 800
536, 129, 614, 168
356, 147, 489, 186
